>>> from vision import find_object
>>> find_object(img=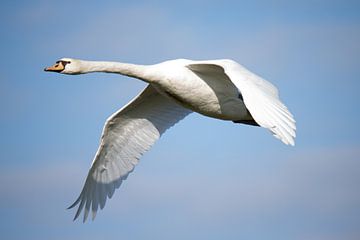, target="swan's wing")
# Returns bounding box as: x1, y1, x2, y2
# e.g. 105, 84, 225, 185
69, 85, 191, 222
187, 60, 296, 145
